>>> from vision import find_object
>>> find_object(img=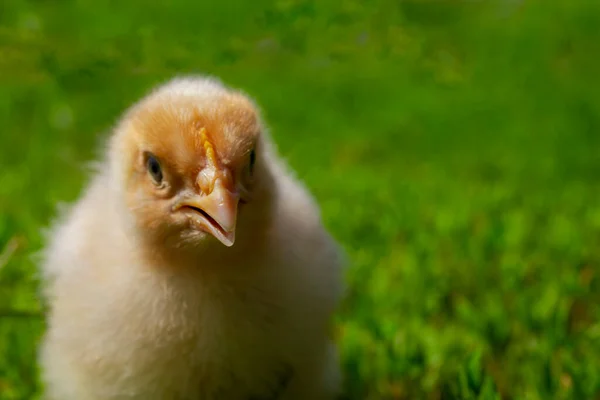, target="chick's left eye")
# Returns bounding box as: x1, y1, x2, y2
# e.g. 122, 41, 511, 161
146, 155, 163, 183
249, 149, 256, 174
